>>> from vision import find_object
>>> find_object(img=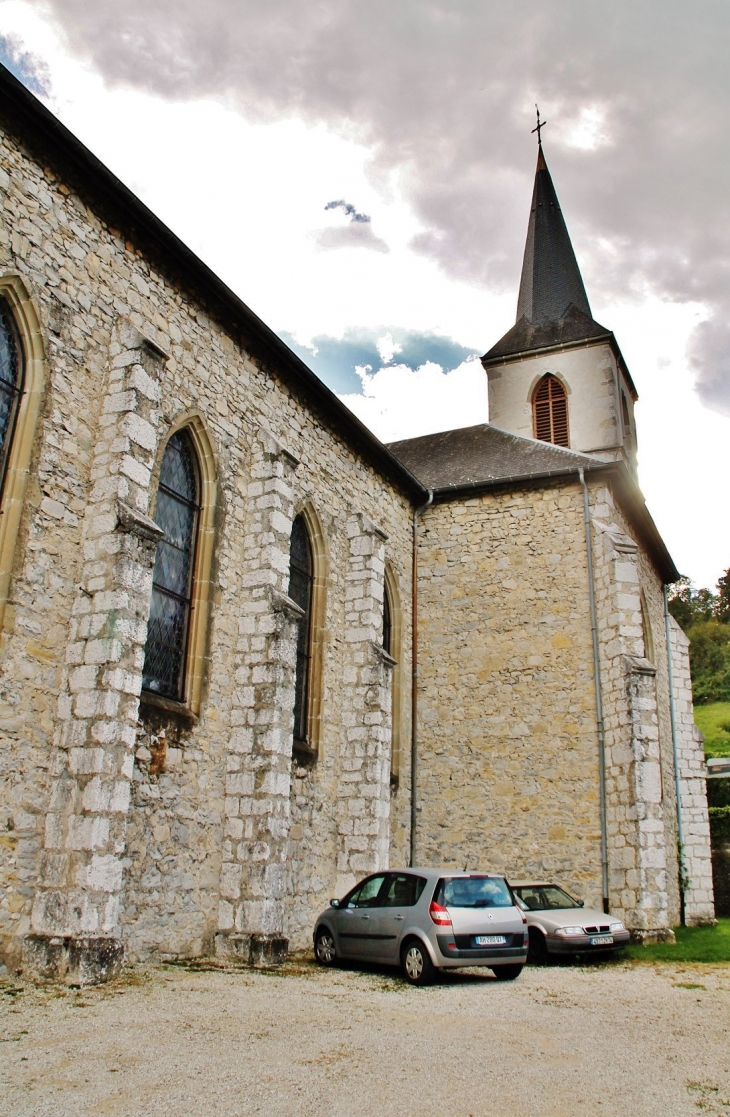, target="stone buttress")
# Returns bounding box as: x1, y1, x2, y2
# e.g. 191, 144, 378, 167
215, 430, 301, 965
669, 617, 715, 924
335, 513, 394, 897
594, 516, 673, 940
24, 321, 165, 983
